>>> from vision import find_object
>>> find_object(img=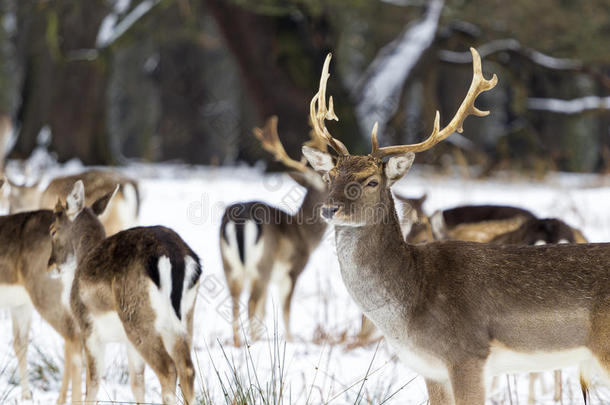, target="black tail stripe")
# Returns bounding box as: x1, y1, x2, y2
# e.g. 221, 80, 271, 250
235, 222, 246, 265
170, 254, 185, 320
